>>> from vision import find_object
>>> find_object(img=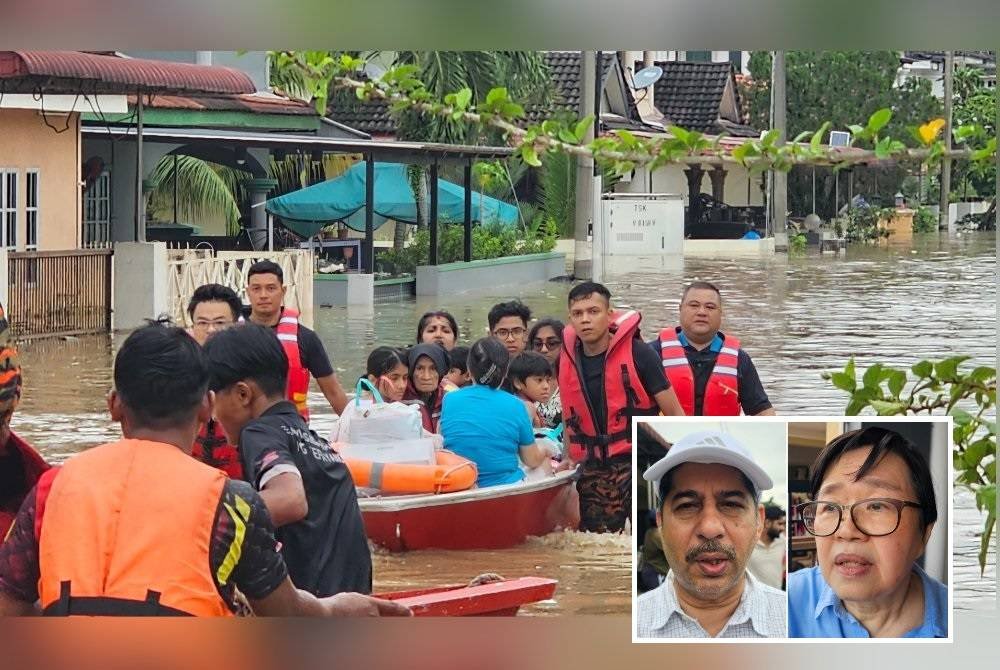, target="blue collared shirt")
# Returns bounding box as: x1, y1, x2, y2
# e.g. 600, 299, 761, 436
788, 564, 948, 638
